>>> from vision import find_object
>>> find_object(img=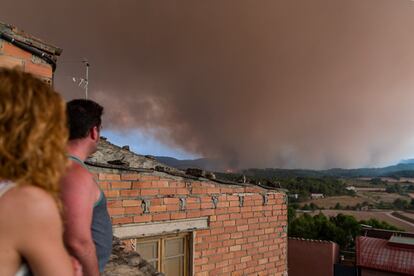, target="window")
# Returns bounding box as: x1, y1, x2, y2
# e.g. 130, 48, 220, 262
134, 233, 191, 276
